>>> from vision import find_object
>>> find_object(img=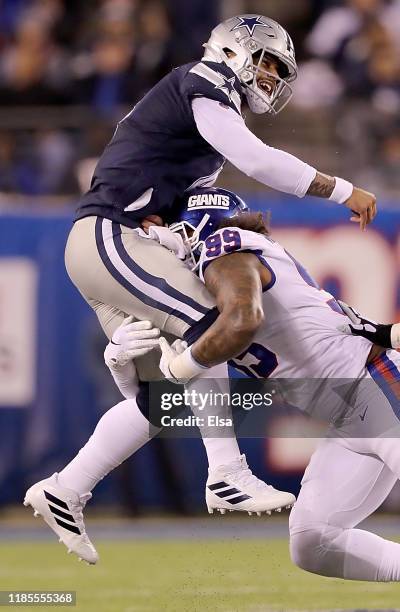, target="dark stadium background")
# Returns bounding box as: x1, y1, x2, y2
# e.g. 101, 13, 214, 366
1, 0, 400, 515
